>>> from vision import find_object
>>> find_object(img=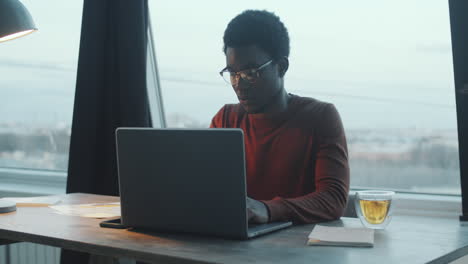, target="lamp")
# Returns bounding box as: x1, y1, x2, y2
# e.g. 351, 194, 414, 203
0, 0, 37, 43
